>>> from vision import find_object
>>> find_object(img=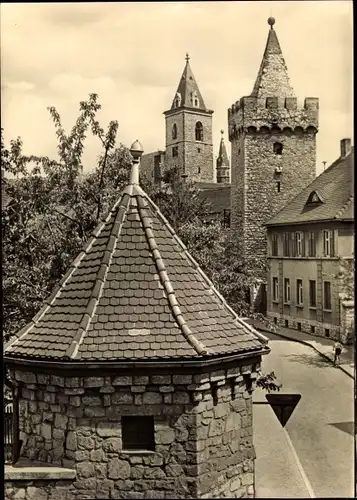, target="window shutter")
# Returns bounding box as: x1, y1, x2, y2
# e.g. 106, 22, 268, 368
291, 234, 296, 257
302, 233, 306, 257
330, 231, 335, 257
